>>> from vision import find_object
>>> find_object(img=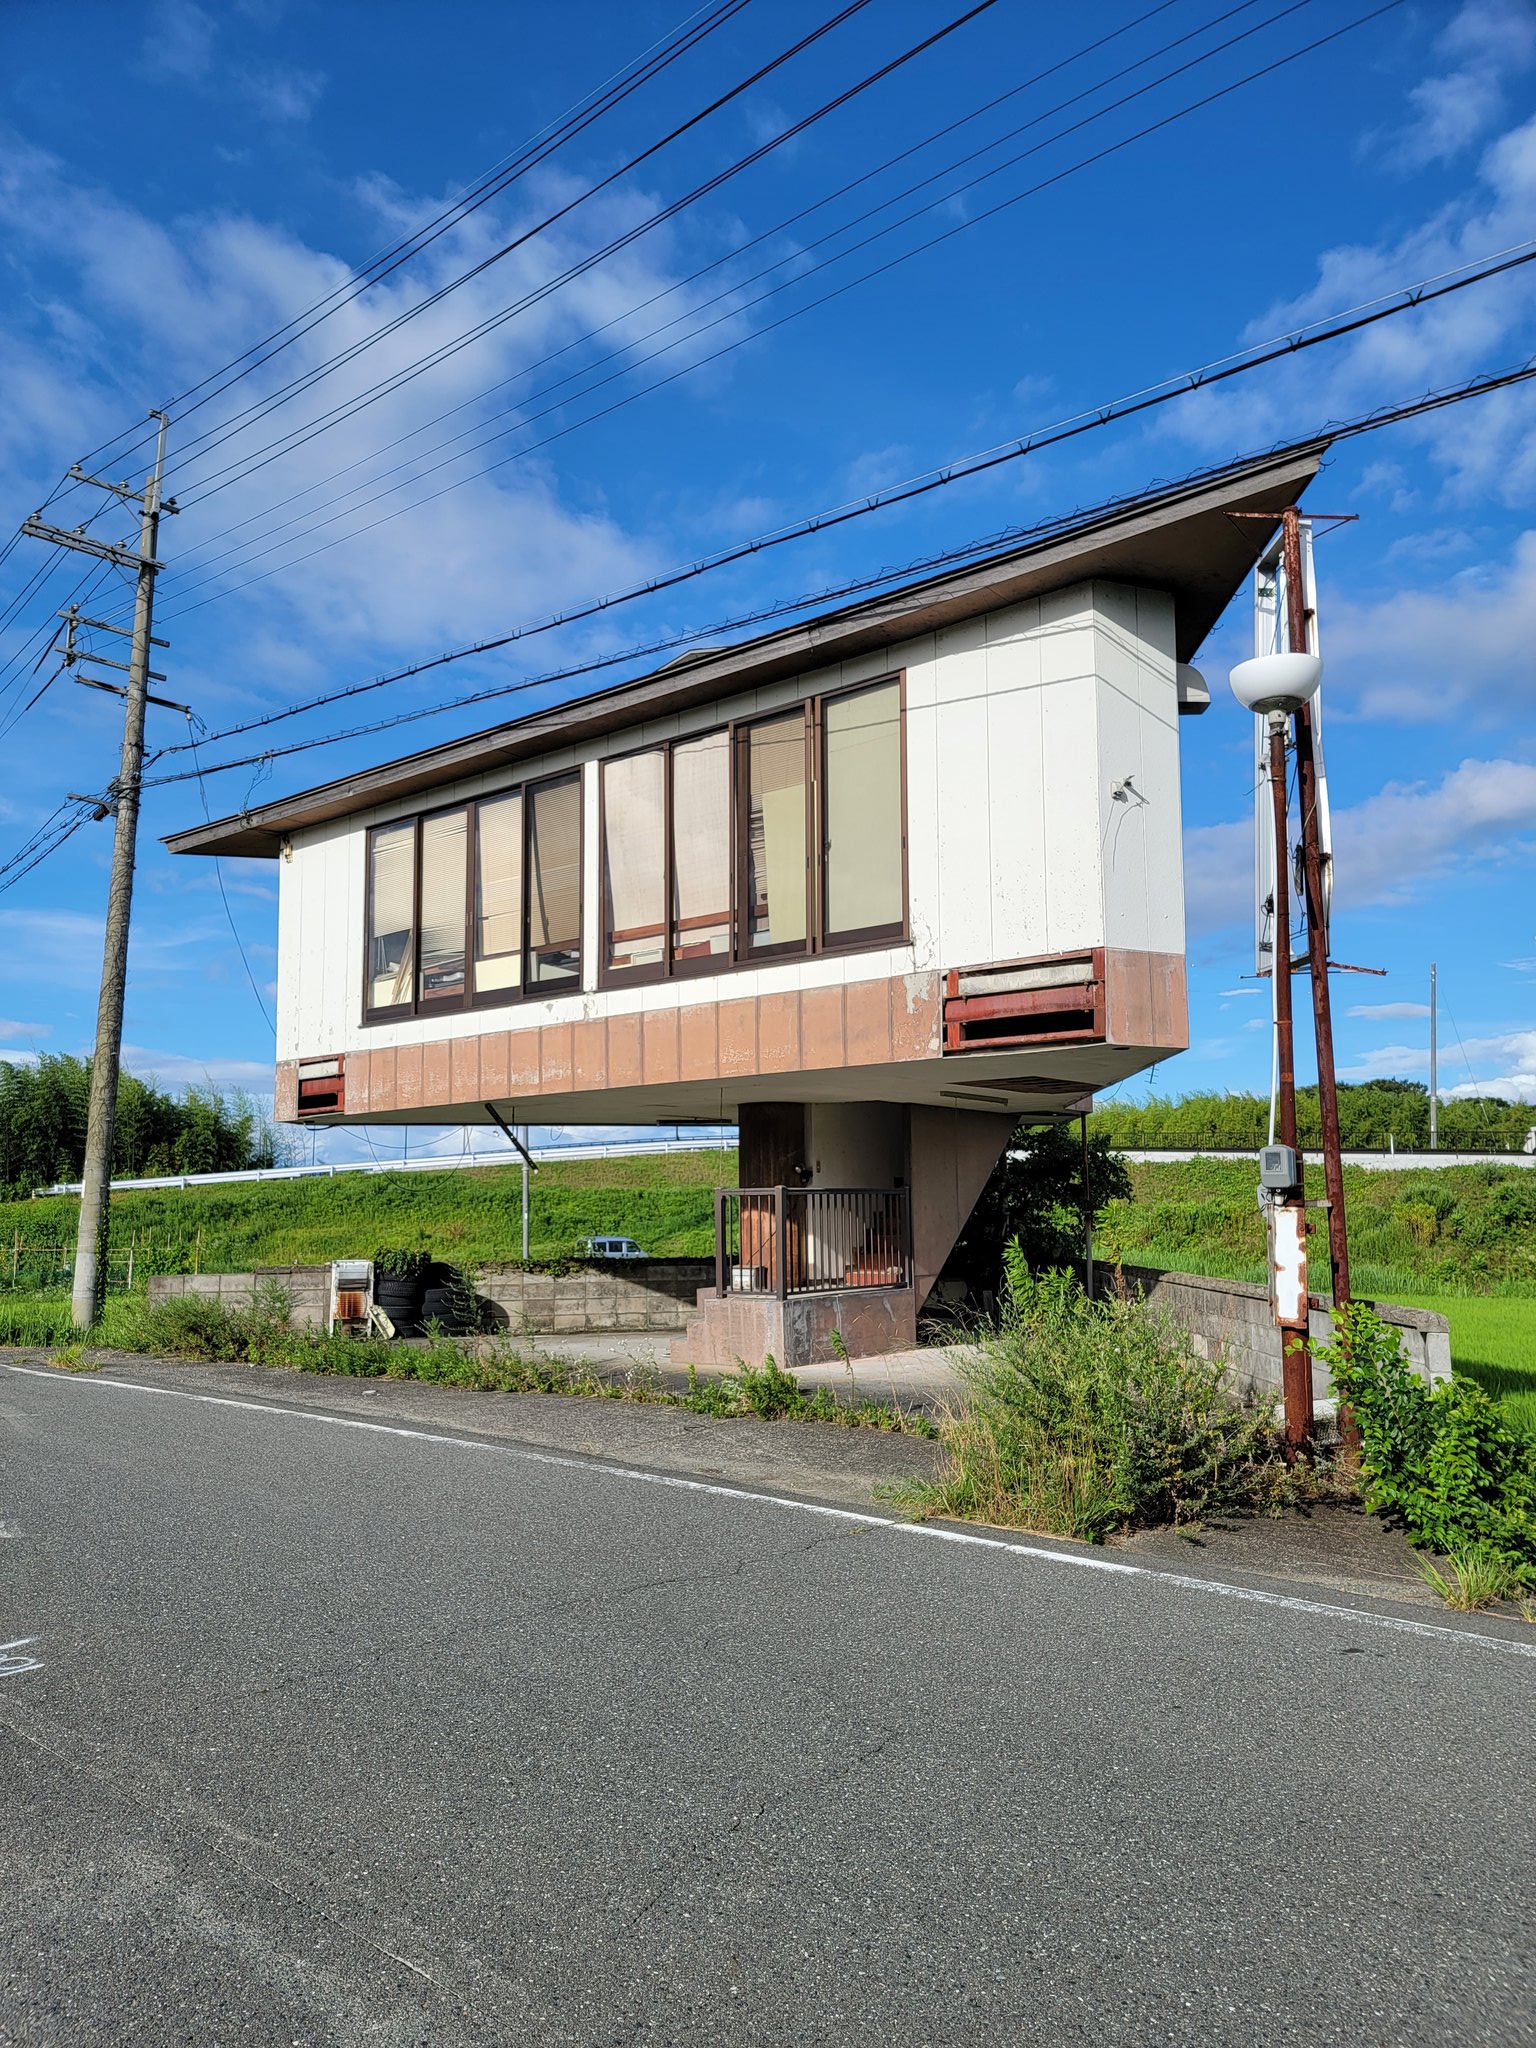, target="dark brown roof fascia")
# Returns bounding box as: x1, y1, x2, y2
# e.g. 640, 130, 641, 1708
165, 439, 1326, 859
